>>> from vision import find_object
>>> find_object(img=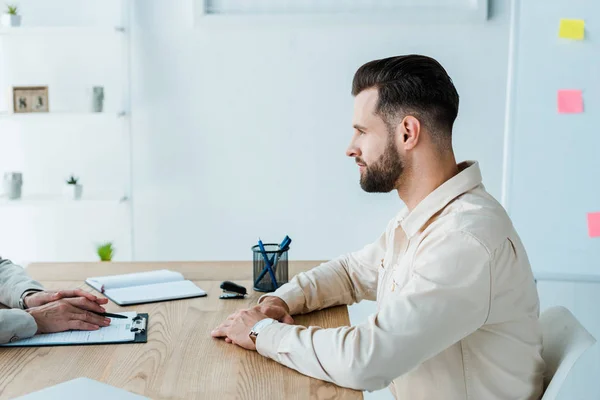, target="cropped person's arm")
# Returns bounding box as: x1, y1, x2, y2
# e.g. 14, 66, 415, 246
0, 258, 43, 308
0, 309, 37, 343
0, 258, 44, 343
256, 231, 491, 391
